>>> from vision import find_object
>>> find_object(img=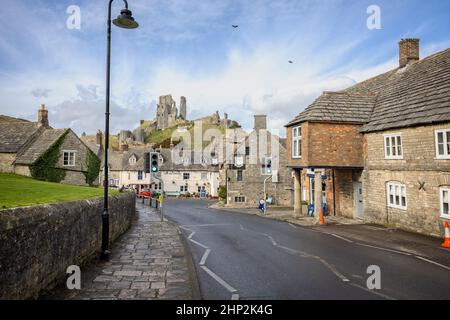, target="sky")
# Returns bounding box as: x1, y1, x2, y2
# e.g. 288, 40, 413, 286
0, 0, 449, 136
